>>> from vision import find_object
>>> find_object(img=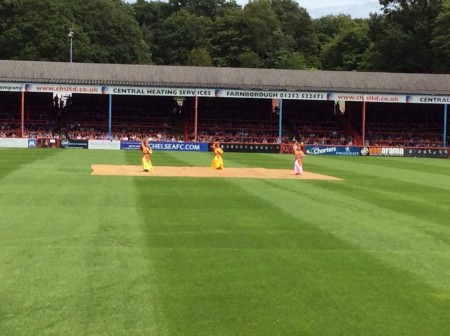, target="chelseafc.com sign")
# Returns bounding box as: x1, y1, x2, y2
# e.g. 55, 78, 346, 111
361, 147, 404, 157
